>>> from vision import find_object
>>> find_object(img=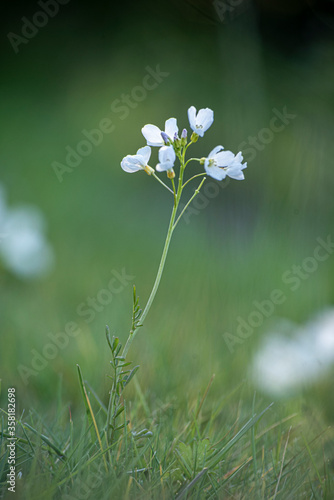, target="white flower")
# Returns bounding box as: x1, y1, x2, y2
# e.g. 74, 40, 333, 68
120, 146, 154, 174
188, 106, 214, 137
156, 146, 176, 173
204, 146, 247, 181
142, 118, 178, 147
